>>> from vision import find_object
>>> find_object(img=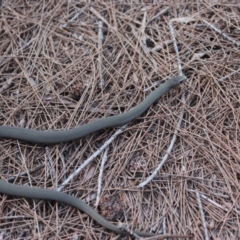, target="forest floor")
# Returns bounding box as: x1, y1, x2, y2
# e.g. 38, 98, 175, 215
0, 1, 240, 239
